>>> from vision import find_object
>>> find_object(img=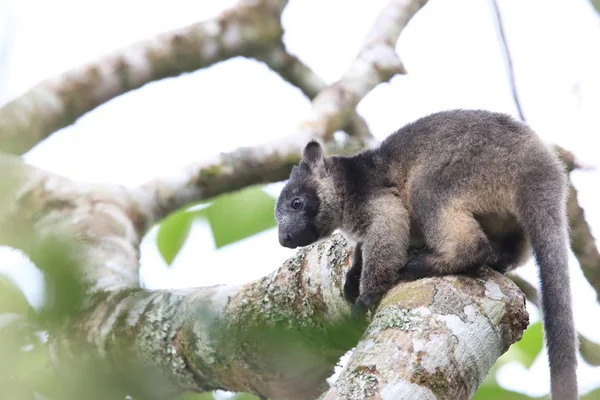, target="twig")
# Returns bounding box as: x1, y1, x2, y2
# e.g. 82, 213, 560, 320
489, 0, 526, 120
